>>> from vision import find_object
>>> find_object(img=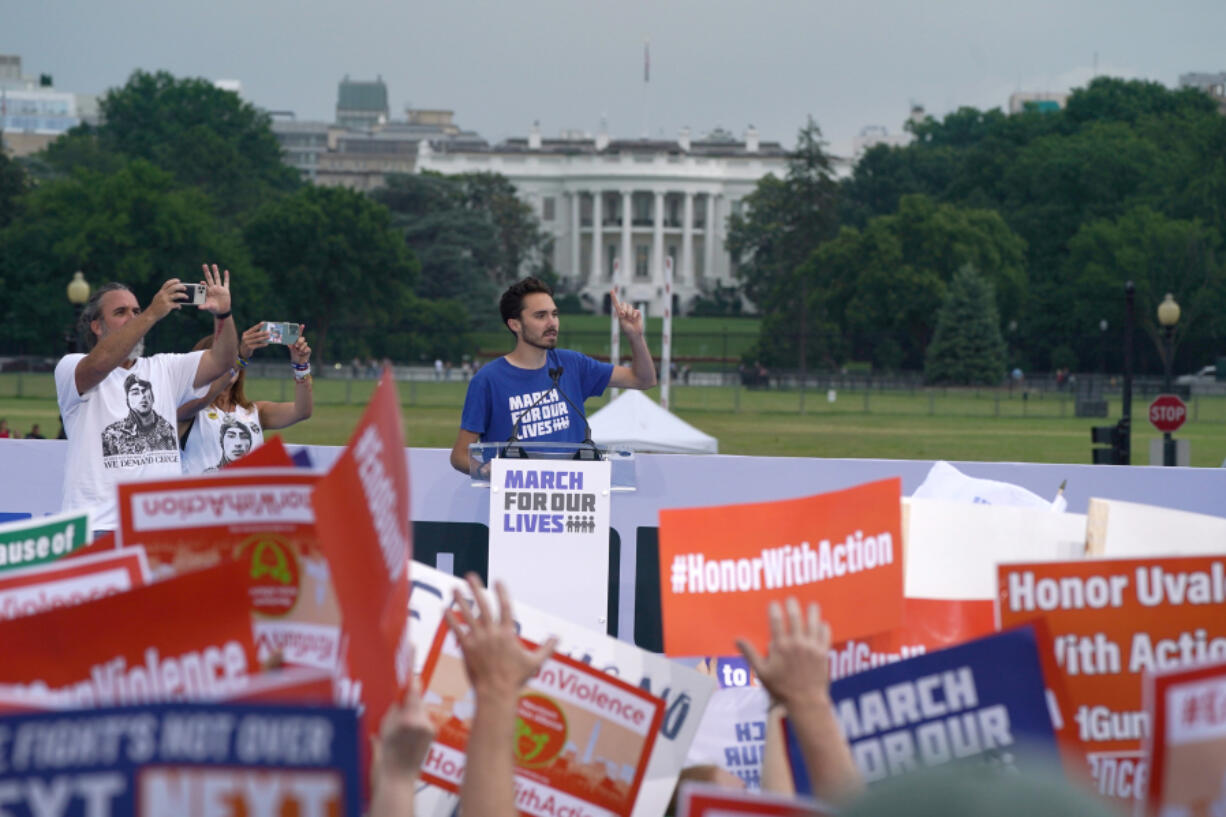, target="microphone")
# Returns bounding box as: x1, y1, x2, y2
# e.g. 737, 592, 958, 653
504, 367, 562, 459
549, 366, 603, 461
